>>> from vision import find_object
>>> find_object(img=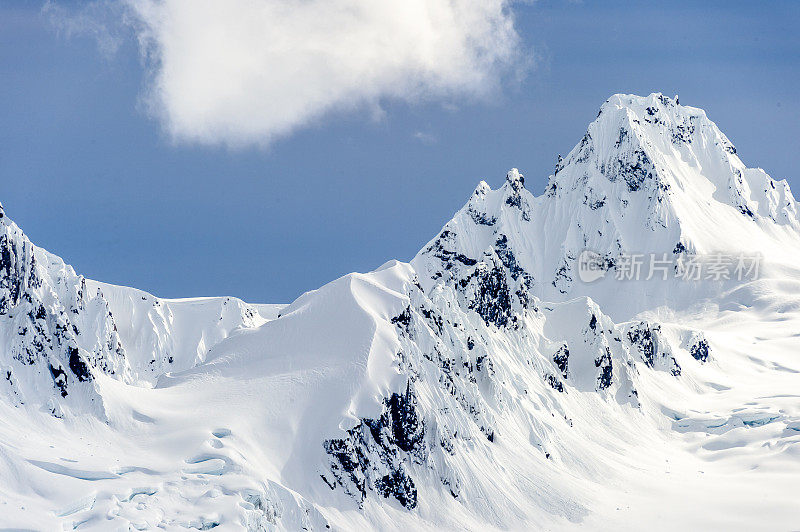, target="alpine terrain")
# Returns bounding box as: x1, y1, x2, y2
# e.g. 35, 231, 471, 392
1, 93, 799, 530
